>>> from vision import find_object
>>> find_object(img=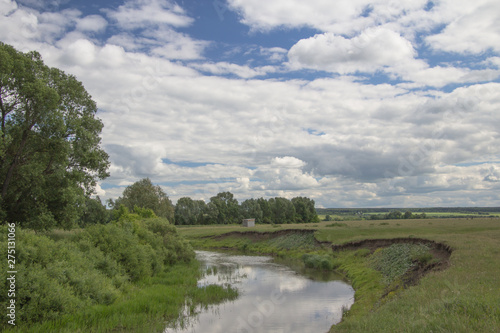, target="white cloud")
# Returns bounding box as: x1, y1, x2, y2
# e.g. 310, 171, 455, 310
2, 0, 500, 208
0, 0, 17, 15
105, 0, 193, 30
288, 28, 415, 74
58, 38, 96, 66
76, 15, 108, 32
227, 0, 429, 34
190, 62, 277, 78
252, 157, 319, 191
426, 0, 500, 53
